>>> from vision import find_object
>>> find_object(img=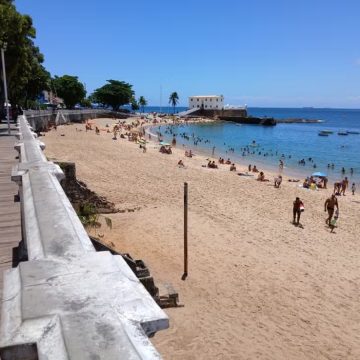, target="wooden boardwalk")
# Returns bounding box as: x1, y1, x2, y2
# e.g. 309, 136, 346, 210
0, 130, 21, 306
